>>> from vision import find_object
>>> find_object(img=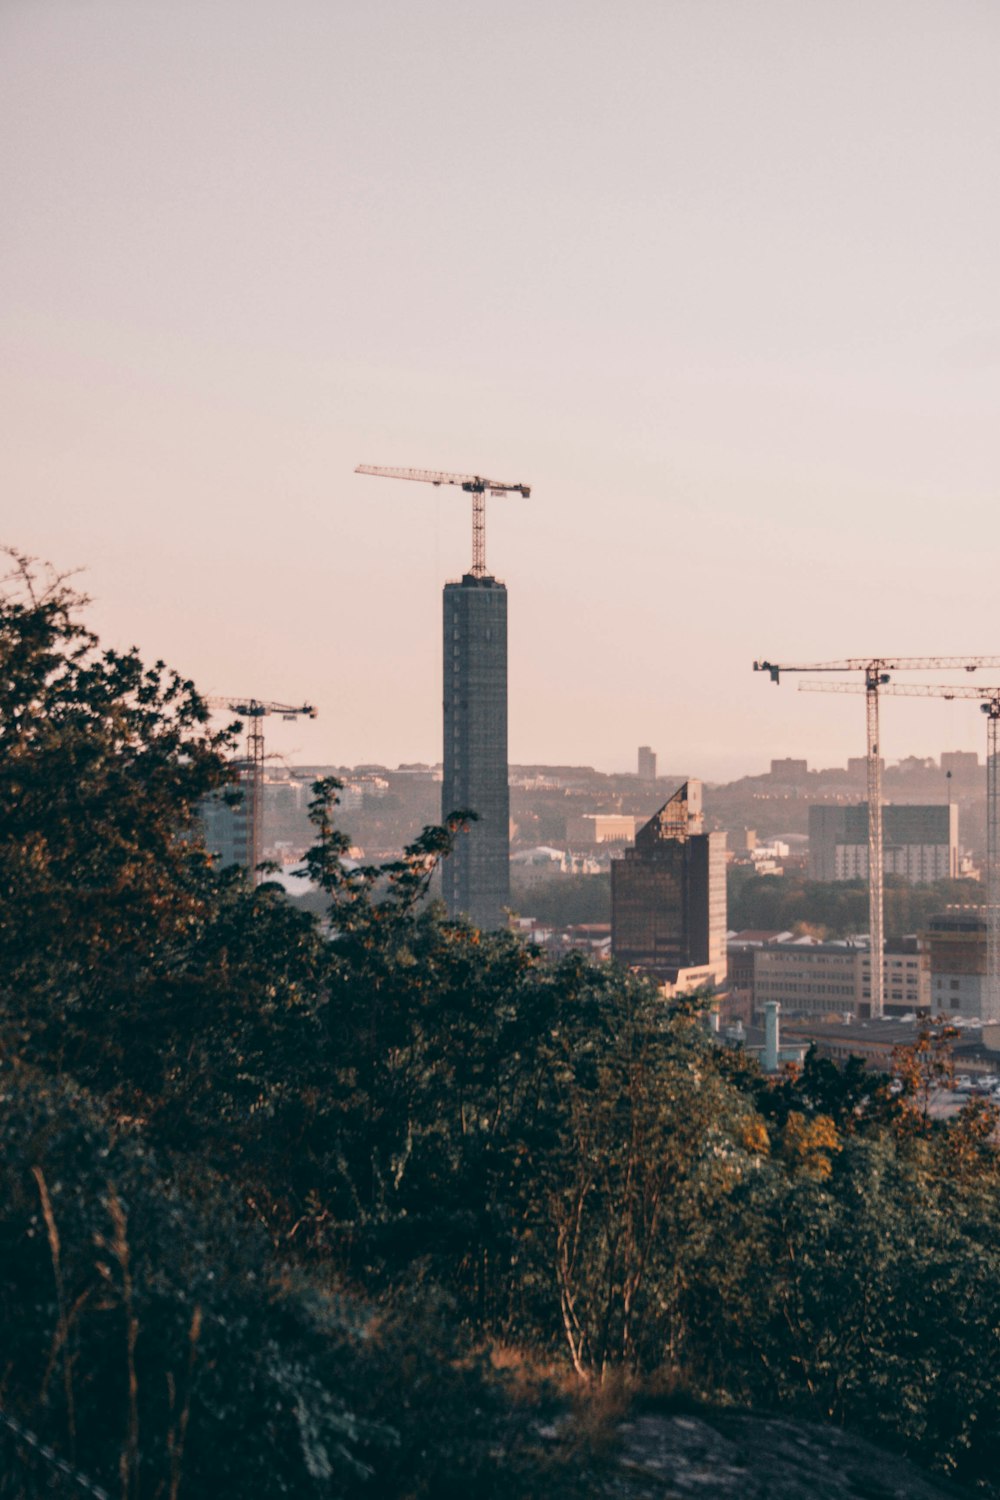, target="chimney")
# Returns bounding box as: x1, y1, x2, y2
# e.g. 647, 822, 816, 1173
763, 1001, 780, 1072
